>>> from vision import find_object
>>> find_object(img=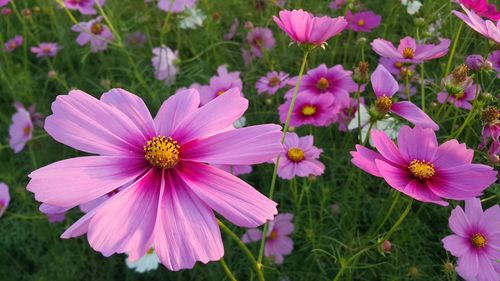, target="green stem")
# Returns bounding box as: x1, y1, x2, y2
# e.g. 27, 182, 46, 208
362, 120, 375, 146
367, 192, 401, 241
420, 63, 425, 111
444, 22, 464, 77
356, 85, 362, 143
220, 258, 237, 281
404, 74, 410, 102
332, 245, 376, 281
378, 199, 413, 245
